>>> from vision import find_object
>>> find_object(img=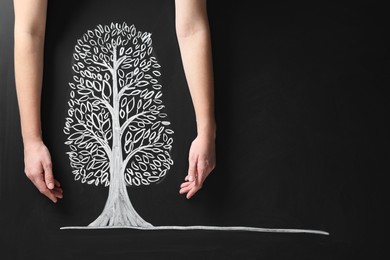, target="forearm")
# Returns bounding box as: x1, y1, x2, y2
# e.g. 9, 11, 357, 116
175, 0, 216, 138
14, 31, 45, 144
14, 0, 47, 145
176, 24, 216, 138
